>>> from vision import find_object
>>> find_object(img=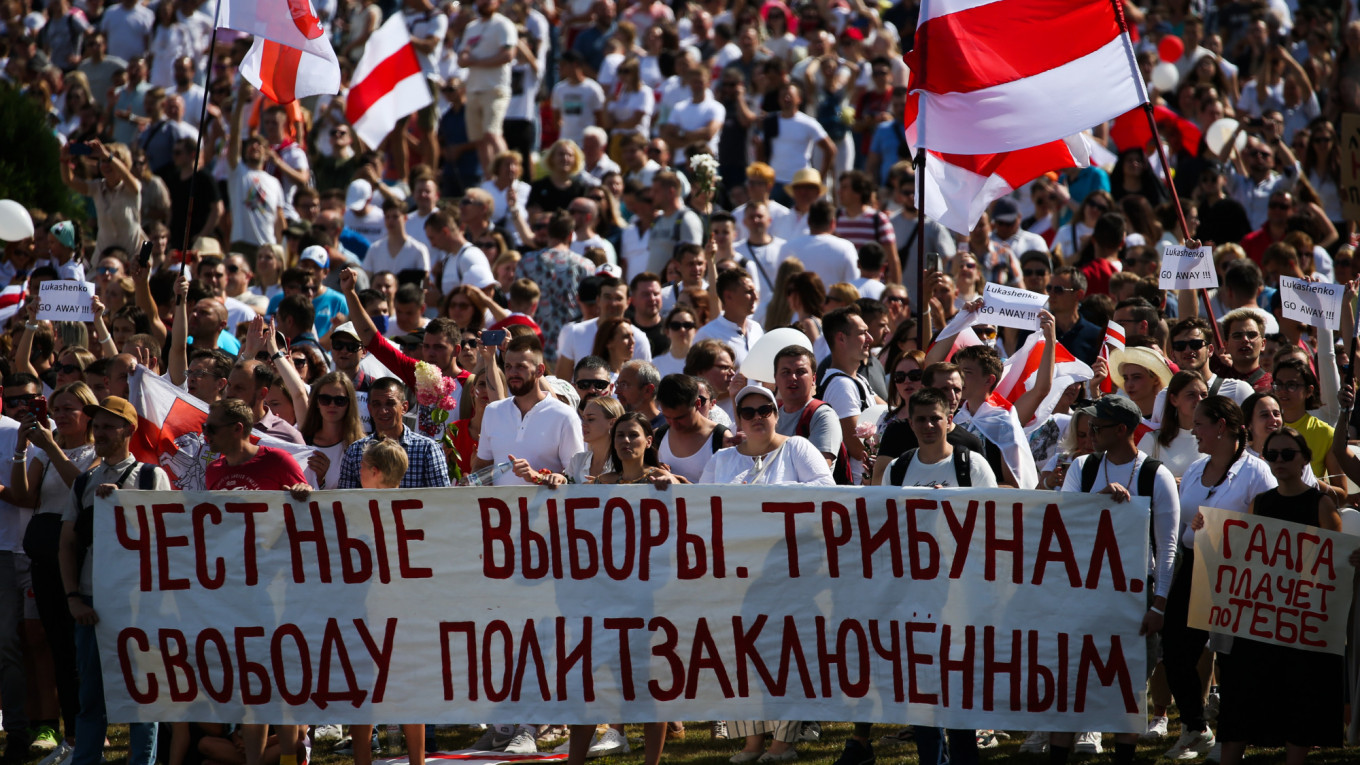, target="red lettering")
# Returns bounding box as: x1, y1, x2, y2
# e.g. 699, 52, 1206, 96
555, 617, 594, 701
904, 620, 937, 705
224, 503, 266, 586
152, 503, 190, 590
941, 499, 978, 578
1221, 517, 1249, 558
159, 629, 196, 701
676, 499, 707, 580
440, 622, 477, 701
904, 499, 939, 579
234, 626, 270, 704
482, 620, 514, 702
684, 618, 732, 699
604, 617, 644, 700
565, 498, 600, 579
1074, 634, 1136, 714
763, 502, 814, 577
1027, 630, 1054, 712
858, 498, 903, 578
647, 616, 683, 700
821, 501, 852, 578
271, 623, 311, 705
283, 501, 332, 584
338, 504, 374, 584
313, 618, 366, 708
511, 619, 550, 702
1033, 503, 1081, 587
639, 499, 669, 581
939, 624, 975, 709
191, 503, 225, 589
479, 498, 513, 579
603, 498, 636, 579
392, 500, 431, 579
1084, 509, 1128, 591
114, 503, 152, 591
117, 628, 156, 703
984, 501, 1023, 584
195, 629, 232, 703
354, 618, 397, 703
982, 626, 1021, 712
